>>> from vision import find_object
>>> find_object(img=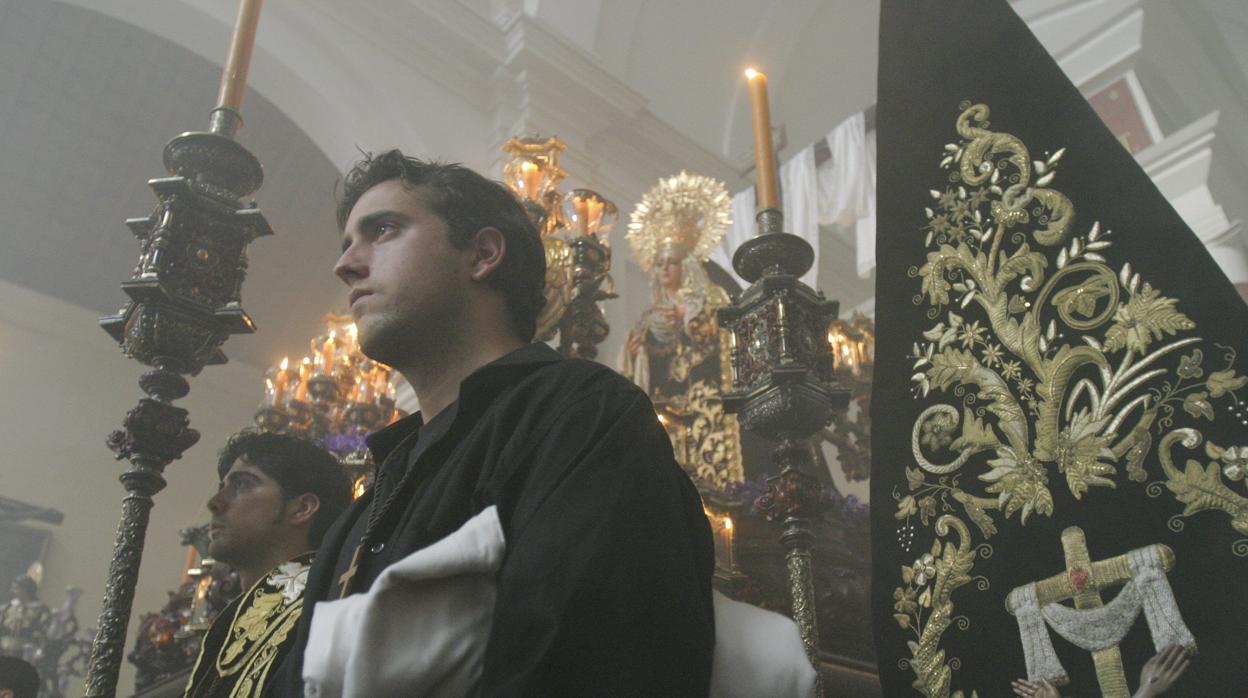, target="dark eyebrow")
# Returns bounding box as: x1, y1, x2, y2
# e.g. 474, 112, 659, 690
341, 210, 410, 252
223, 471, 260, 486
